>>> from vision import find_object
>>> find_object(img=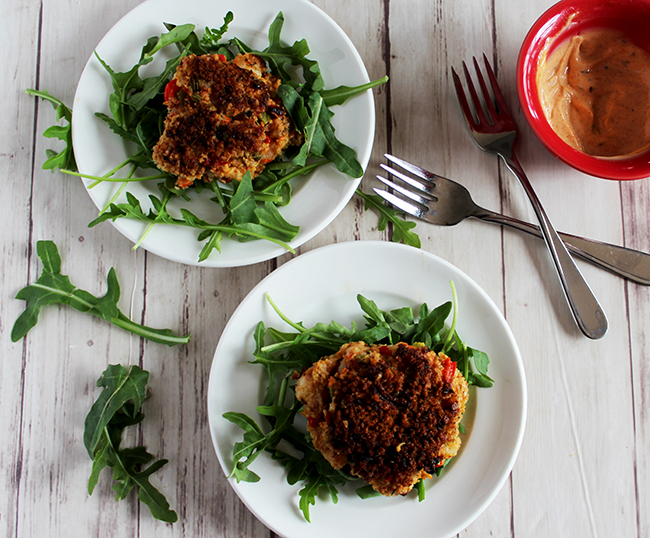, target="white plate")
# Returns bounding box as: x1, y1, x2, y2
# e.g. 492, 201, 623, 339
72, 0, 374, 267
208, 241, 527, 538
